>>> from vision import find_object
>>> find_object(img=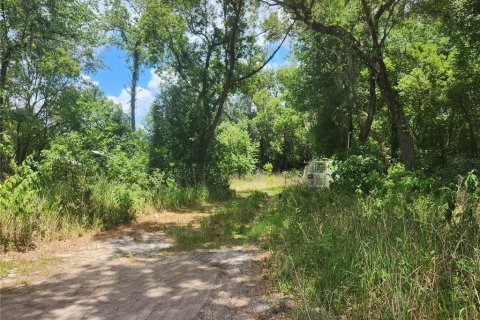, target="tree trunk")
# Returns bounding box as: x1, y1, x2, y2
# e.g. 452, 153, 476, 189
370, 128, 390, 169
360, 74, 376, 144
130, 44, 141, 131
196, 136, 208, 184
347, 105, 353, 149
374, 60, 416, 169
460, 101, 478, 158
0, 51, 11, 180
390, 117, 399, 159
260, 138, 265, 165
